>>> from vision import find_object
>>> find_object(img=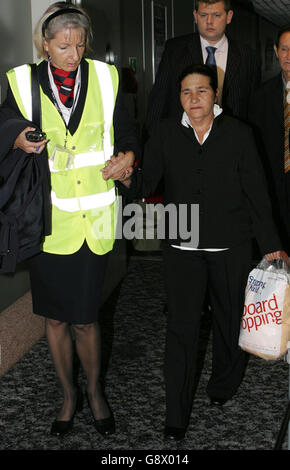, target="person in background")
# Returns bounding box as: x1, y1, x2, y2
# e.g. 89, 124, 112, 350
144, 0, 261, 139
250, 25, 290, 255
113, 64, 282, 441
0, 2, 137, 437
